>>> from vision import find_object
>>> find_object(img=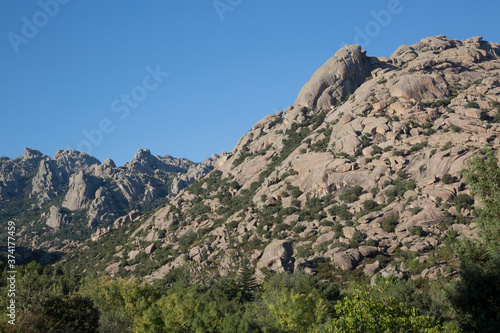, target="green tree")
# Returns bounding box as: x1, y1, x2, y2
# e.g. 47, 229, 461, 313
134, 280, 246, 333
248, 272, 338, 332
451, 149, 500, 331
0, 262, 99, 333
259, 288, 327, 333
80, 276, 159, 332
237, 261, 259, 302
327, 284, 442, 332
